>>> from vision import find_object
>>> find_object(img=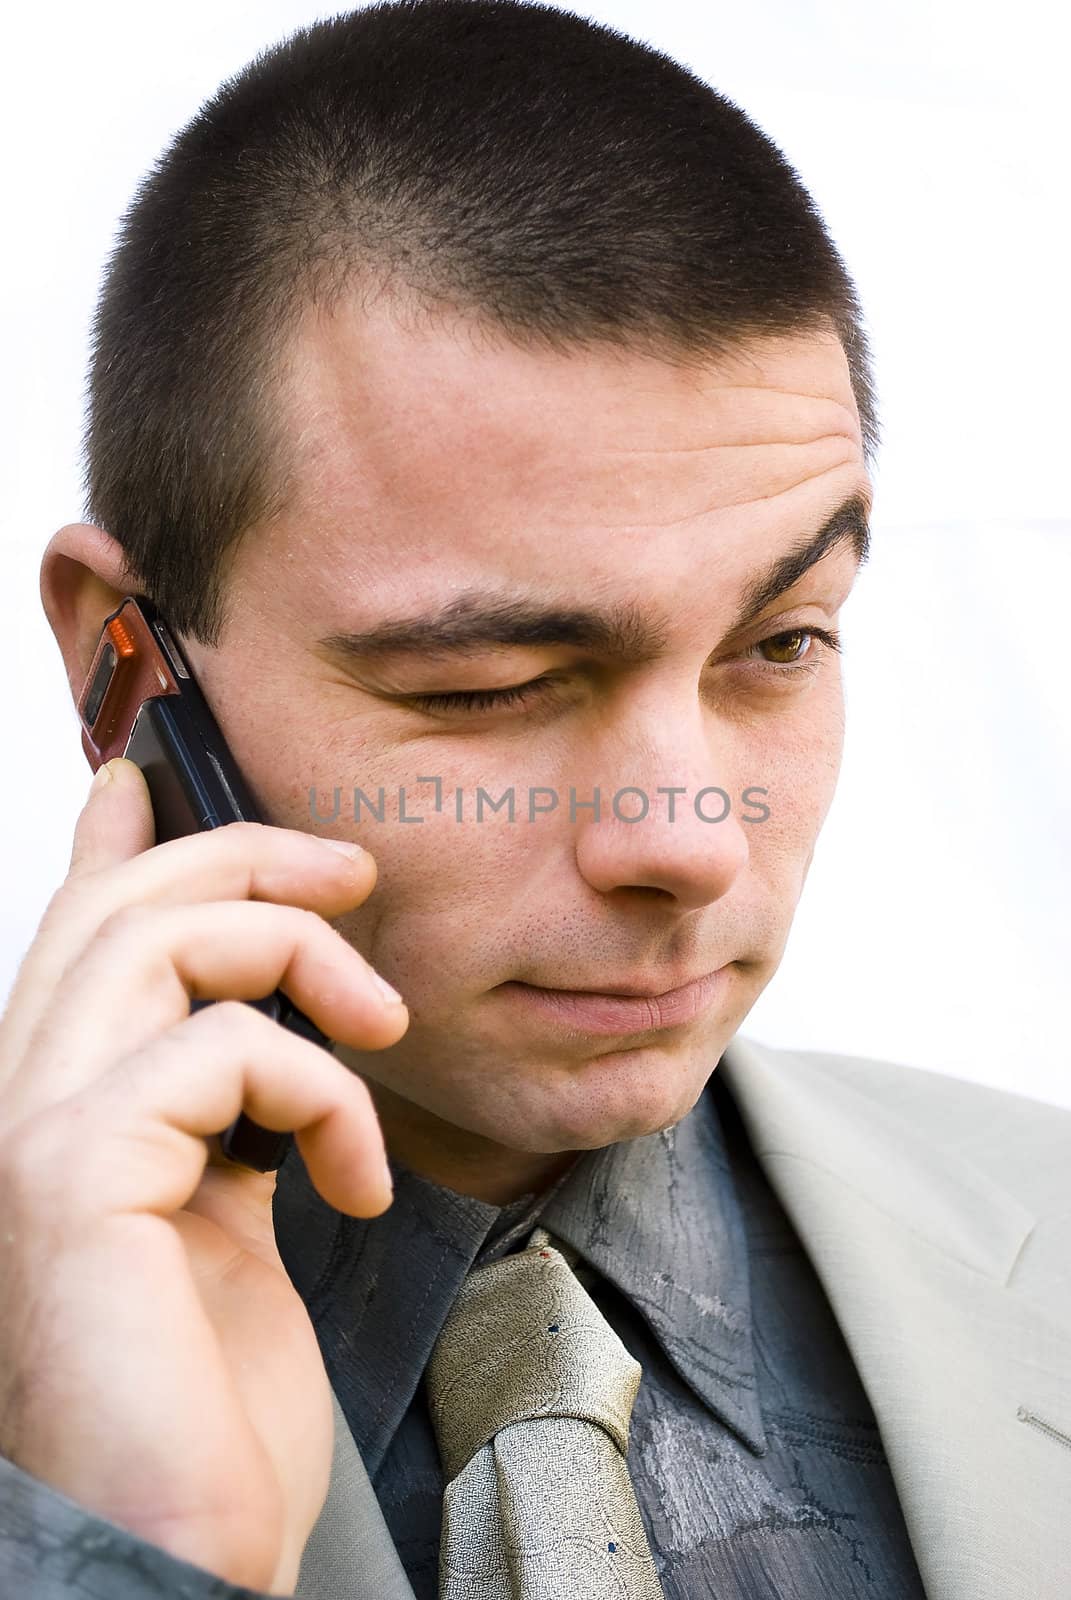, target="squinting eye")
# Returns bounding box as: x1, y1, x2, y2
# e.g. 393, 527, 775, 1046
403, 676, 555, 714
